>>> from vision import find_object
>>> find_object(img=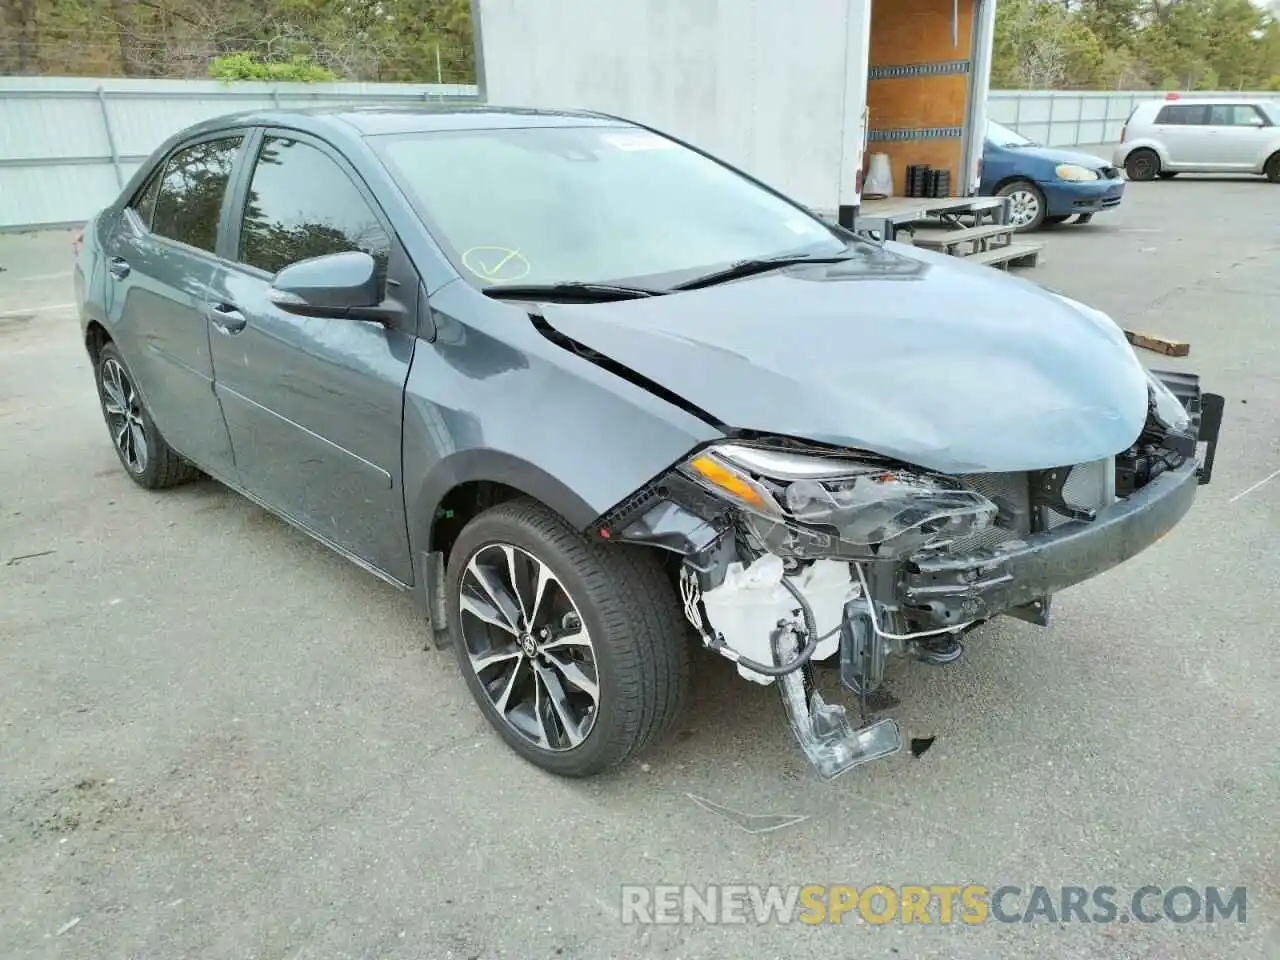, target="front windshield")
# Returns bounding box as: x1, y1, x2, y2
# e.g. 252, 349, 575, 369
370, 124, 849, 288
988, 120, 1036, 148
1263, 102, 1280, 124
